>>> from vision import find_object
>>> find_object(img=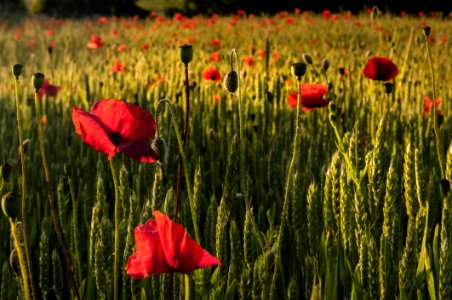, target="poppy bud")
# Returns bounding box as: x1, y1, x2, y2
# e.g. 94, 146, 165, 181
208, 128, 216, 140
1, 164, 12, 181
422, 26, 431, 38
12, 64, 23, 78
339, 67, 346, 76
302, 53, 313, 64
151, 138, 167, 163
437, 114, 444, 127
291, 63, 307, 79
328, 102, 338, 122
366, 50, 373, 58
384, 82, 394, 94
179, 44, 193, 65
48, 46, 53, 56
9, 249, 20, 274
32, 73, 45, 91
322, 58, 330, 72
223, 70, 238, 94
2, 192, 21, 219
441, 178, 450, 195
19, 139, 30, 156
